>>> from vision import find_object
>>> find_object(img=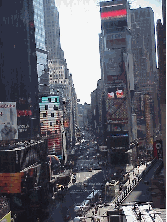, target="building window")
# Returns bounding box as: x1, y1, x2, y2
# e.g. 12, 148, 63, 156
51, 113, 54, 117
54, 105, 58, 110
55, 98, 57, 102
55, 130, 57, 134
48, 98, 51, 102
45, 105, 48, 110
43, 113, 47, 117
56, 121, 58, 125
50, 122, 52, 126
